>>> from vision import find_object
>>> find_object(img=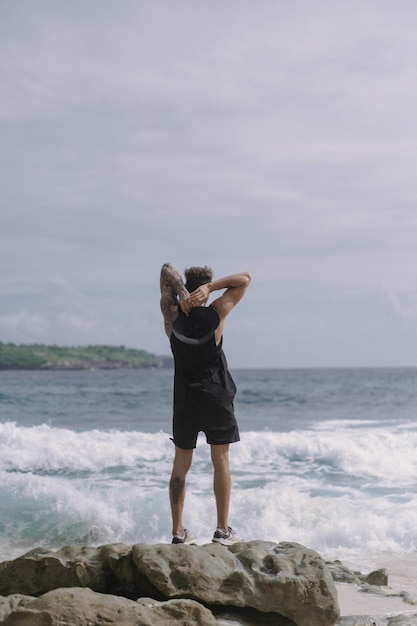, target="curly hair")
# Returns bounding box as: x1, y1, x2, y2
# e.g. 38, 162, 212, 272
184, 265, 213, 293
